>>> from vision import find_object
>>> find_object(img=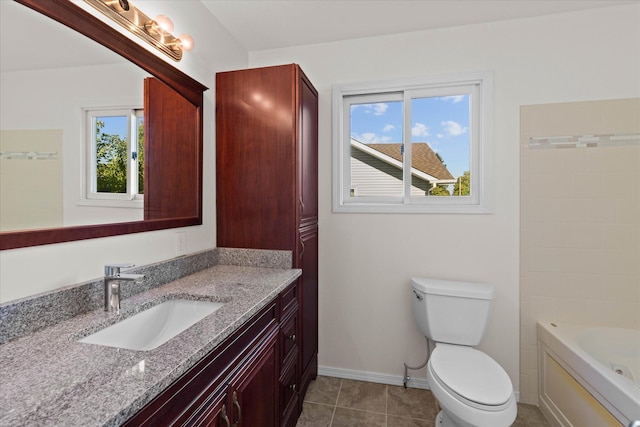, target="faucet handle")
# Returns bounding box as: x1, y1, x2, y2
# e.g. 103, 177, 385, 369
105, 263, 135, 276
